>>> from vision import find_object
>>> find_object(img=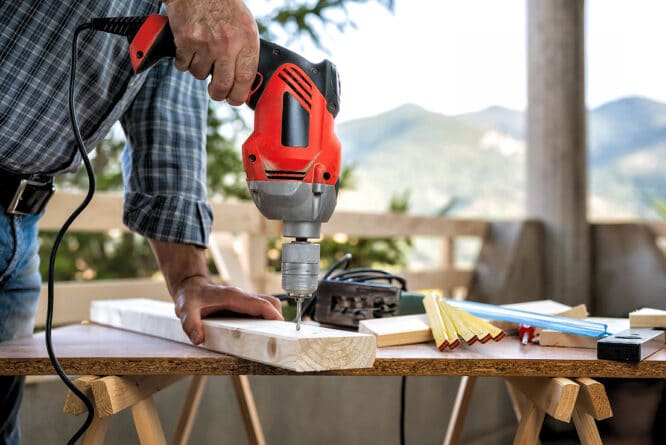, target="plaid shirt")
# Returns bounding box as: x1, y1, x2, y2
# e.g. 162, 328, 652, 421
0, 1, 212, 247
